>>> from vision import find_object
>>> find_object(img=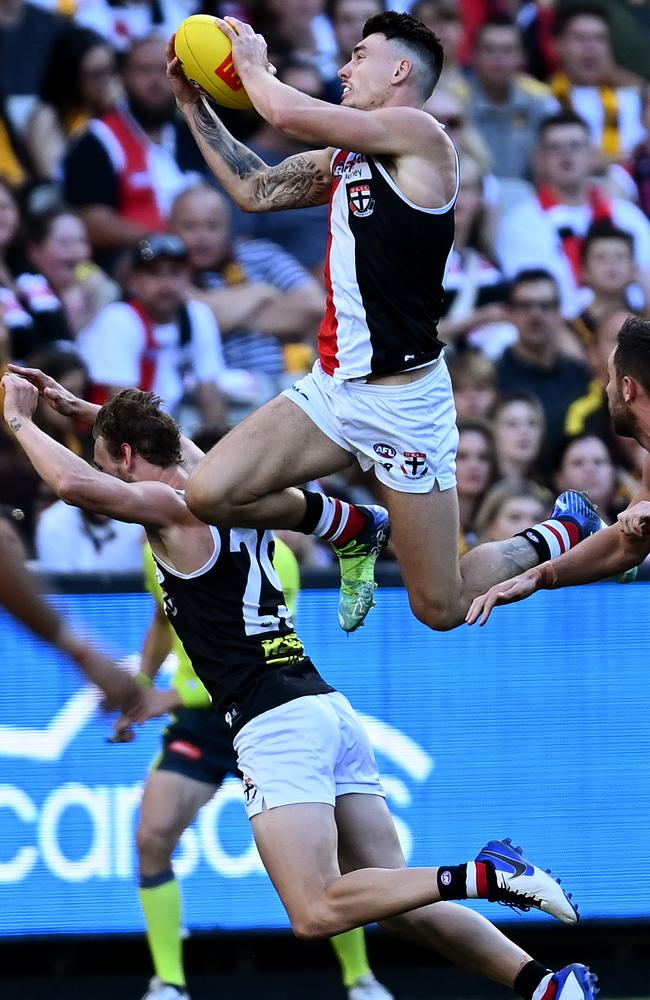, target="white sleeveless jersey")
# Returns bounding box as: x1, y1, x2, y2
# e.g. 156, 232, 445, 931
319, 148, 458, 380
